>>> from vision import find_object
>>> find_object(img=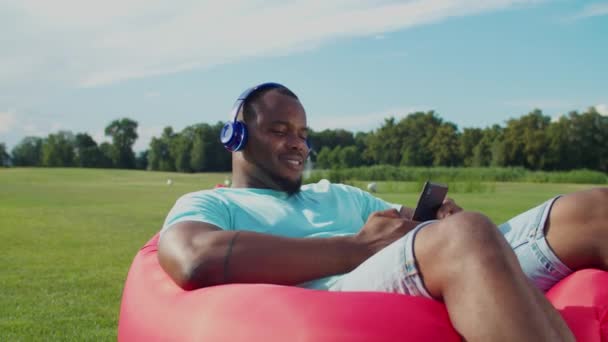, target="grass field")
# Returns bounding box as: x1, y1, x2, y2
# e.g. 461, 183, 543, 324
0, 168, 600, 341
